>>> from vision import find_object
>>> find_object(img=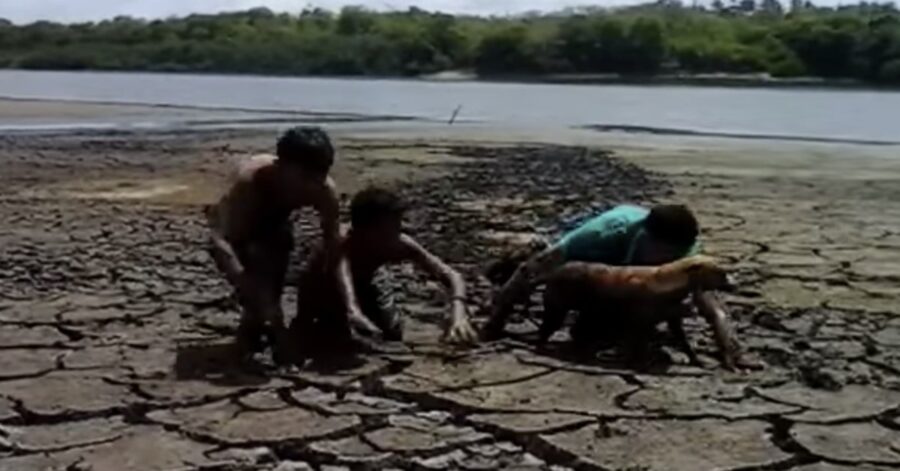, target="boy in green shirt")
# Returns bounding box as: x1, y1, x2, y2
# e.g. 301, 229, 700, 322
483, 204, 753, 371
